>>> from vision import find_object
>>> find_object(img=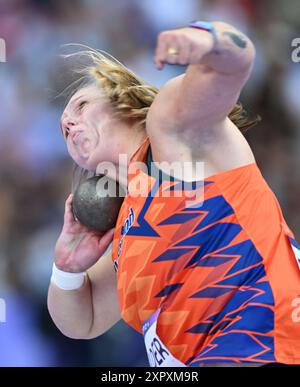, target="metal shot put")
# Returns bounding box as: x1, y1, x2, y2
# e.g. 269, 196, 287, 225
72, 175, 126, 232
